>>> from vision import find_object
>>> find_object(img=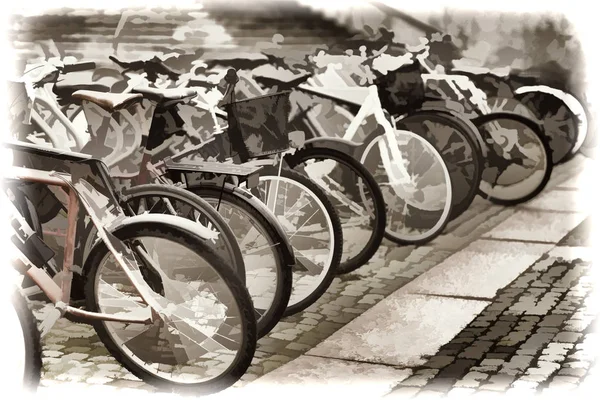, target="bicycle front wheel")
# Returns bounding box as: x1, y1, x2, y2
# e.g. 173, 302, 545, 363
475, 113, 553, 205
397, 111, 483, 220
121, 184, 245, 279
360, 129, 453, 245
284, 147, 386, 274
5, 286, 42, 394
83, 221, 256, 395
242, 166, 343, 317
